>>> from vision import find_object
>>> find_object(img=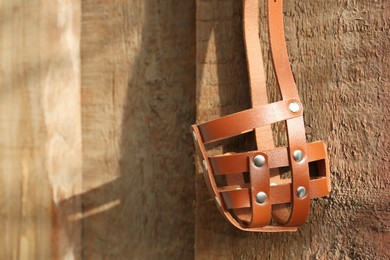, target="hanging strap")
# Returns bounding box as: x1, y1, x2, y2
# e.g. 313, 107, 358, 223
244, 0, 310, 227
268, 0, 310, 226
